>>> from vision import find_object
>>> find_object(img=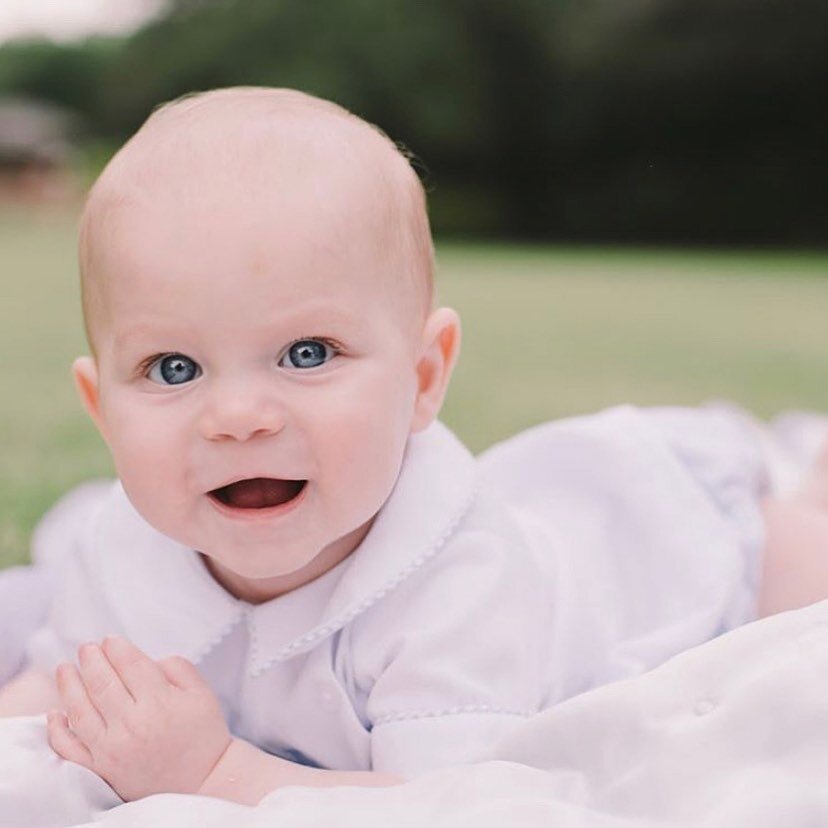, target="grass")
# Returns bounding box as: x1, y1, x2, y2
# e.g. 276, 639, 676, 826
2, 206, 828, 567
